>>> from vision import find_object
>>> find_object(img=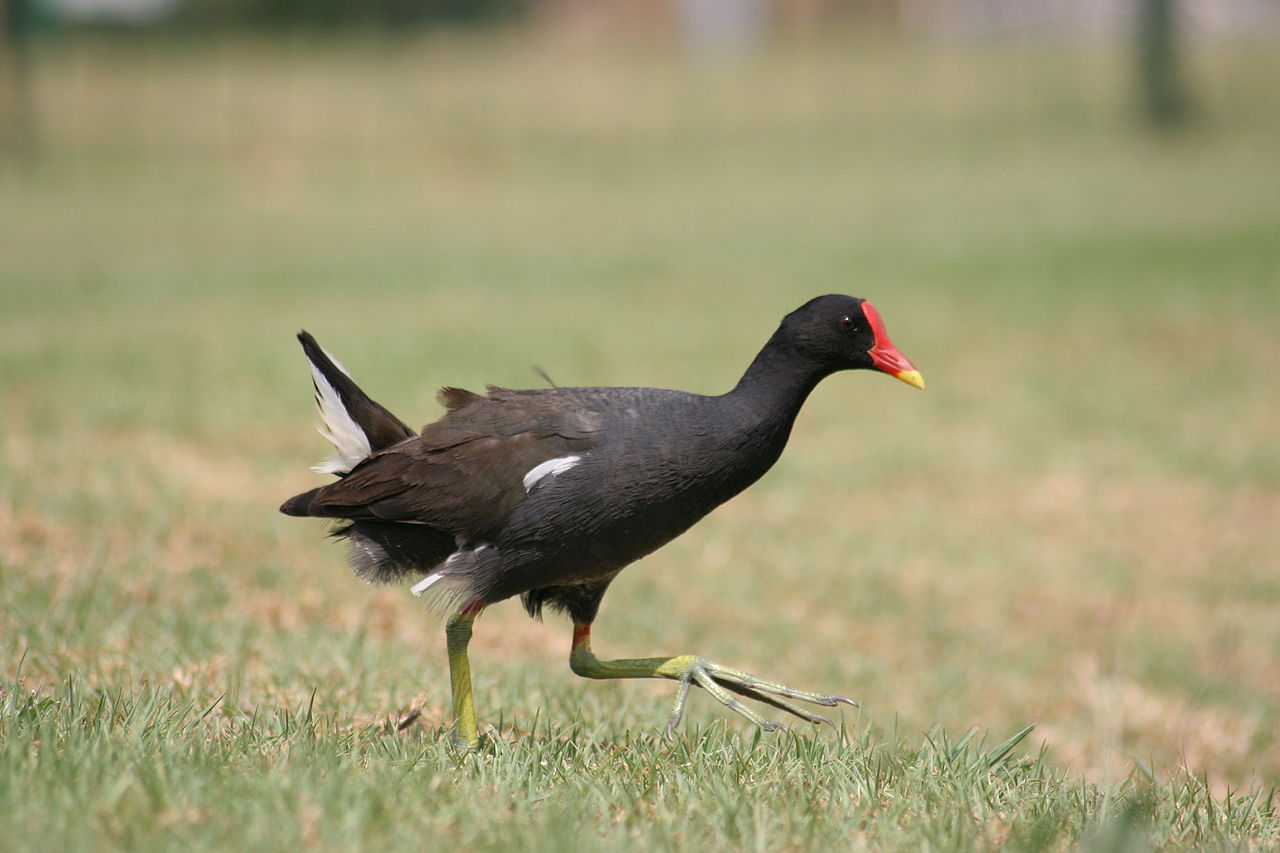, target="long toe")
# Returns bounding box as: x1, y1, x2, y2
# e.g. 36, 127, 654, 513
686, 661, 789, 732
702, 661, 858, 709
714, 680, 836, 728
681, 659, 859, 730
